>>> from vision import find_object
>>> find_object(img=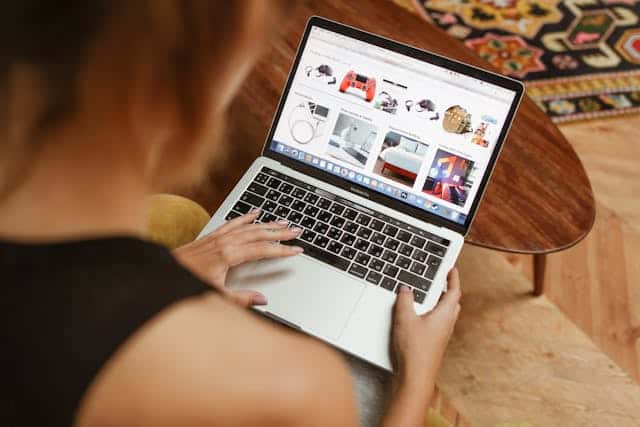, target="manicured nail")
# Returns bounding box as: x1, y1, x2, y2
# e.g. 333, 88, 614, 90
252, 293, 268, 305
399, 285, 411, 293
291, 246, 304, 254
291, 227, 302, 234
250, 208, 261, 215
277, 219, 289, 226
